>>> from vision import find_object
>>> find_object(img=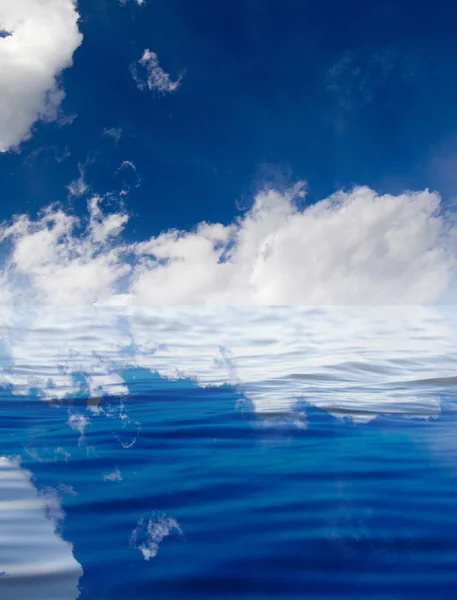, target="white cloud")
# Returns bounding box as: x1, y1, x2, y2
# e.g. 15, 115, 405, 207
0, 184, 456, 305
67, 163, 89, 198
1, 184, 454, 423
0, 0, 83, 152
131, 49, 183, 94
57, 113, 78, 127
119, 0, 146, 6
0, 196, 130, 305
130, 184, 457, 305
118, 160, 136, 172
103, 126, 123, 144
115, 159, 141, 188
